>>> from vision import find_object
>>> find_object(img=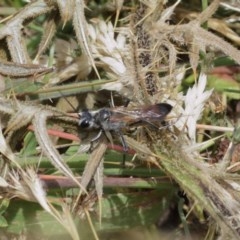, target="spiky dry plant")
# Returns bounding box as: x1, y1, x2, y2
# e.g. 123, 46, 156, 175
1, 0, 240, 239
